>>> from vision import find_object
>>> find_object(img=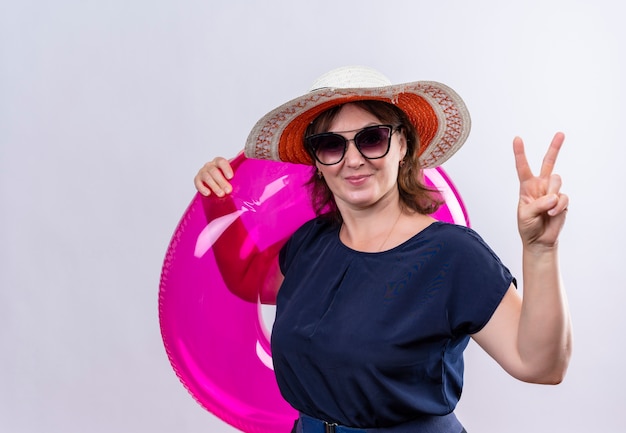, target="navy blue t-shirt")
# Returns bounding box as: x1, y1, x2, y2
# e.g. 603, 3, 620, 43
272, 218, 514, 428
